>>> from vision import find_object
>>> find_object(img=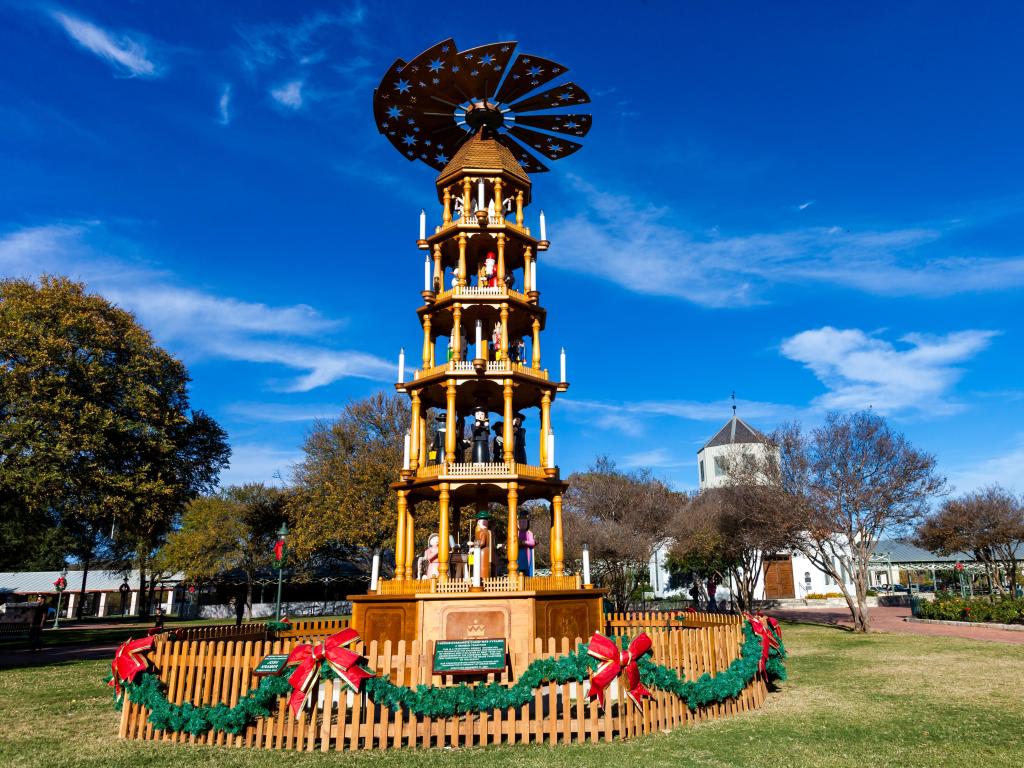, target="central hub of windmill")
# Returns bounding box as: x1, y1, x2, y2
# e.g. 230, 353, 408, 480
463, 100, 505, 132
